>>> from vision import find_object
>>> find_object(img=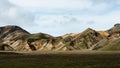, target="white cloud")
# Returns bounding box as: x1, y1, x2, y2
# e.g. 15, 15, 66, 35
0, 0, 120, 36
9, 0, 112, 12
0, 0, 12, 12
0, 0, 35, 27
8, 7, 18, 18
9, 0, 93, 9
31, 9, 120, 36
